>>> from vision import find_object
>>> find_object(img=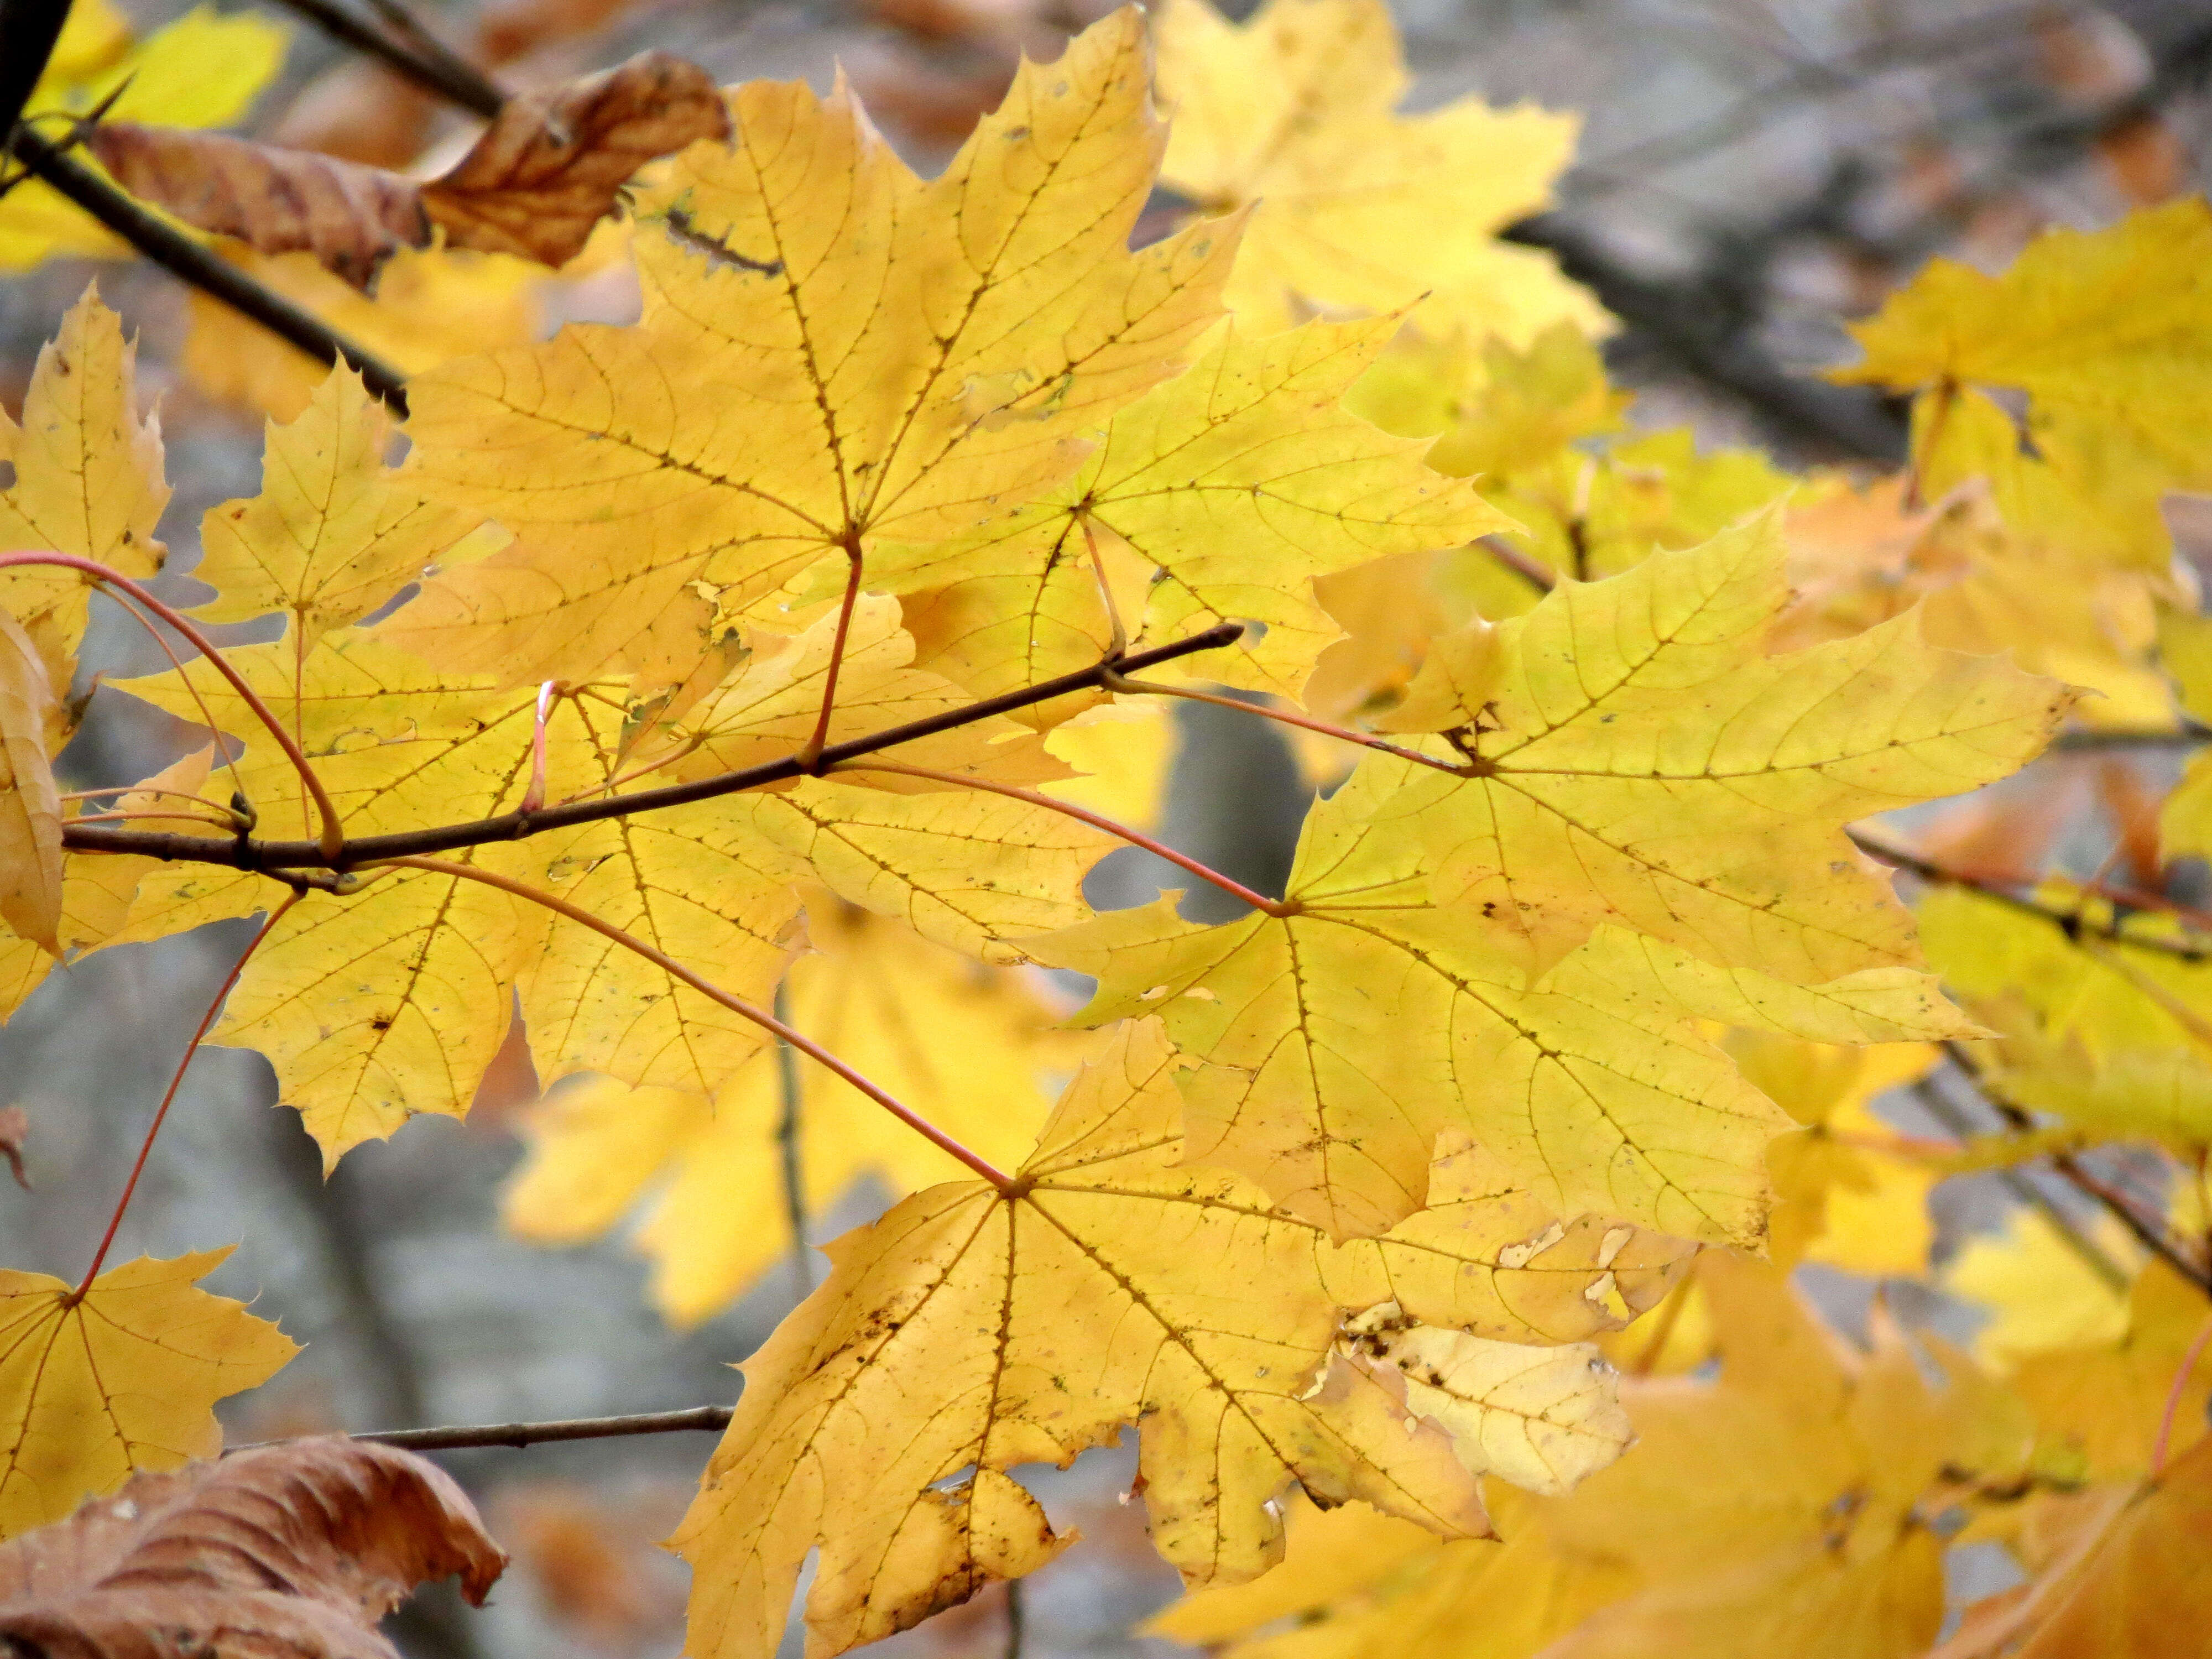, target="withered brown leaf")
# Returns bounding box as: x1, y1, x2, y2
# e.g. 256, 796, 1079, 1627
86, 50, 730, 288
0, 1436, 505, 1658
